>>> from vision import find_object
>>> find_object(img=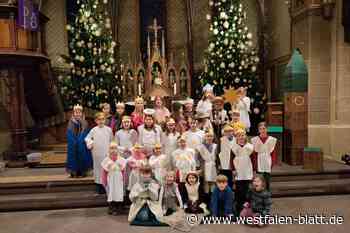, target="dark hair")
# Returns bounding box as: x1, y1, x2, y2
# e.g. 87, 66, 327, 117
253, 175, 267, 190
185, 173, 199, 184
